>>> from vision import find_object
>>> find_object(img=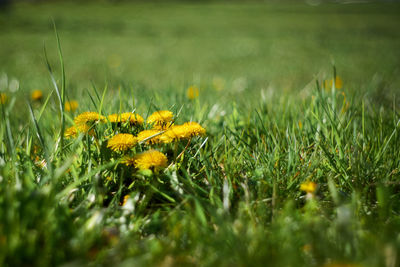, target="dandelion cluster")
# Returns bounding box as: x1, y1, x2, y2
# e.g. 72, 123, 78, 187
65, 109, 206, 173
